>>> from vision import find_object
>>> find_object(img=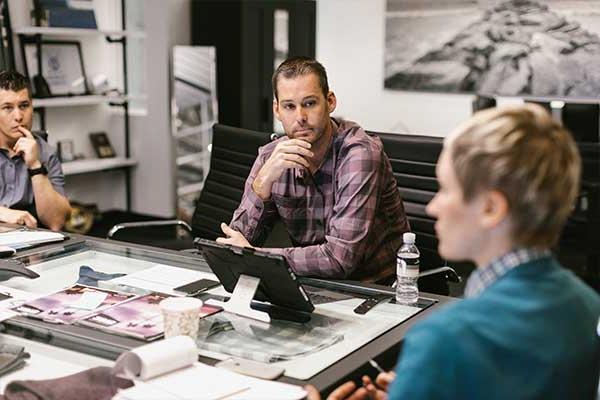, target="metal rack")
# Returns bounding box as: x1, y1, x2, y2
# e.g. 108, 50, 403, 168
13, 1, 142, 210
172, 46, 218, 219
